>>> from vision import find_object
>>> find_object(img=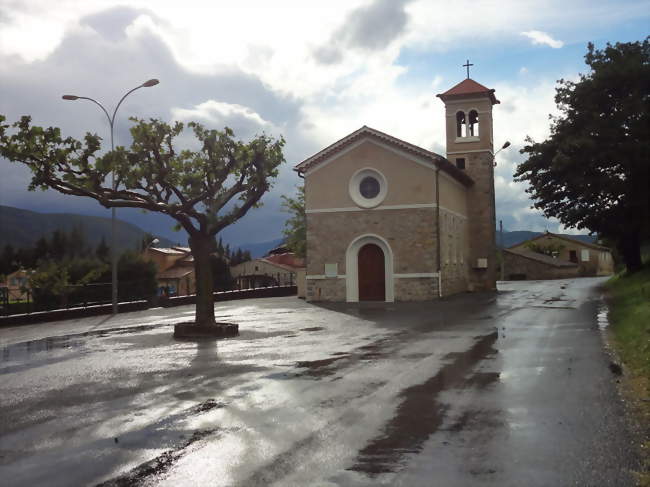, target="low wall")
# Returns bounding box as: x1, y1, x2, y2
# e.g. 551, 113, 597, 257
0, 286, 298, 328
